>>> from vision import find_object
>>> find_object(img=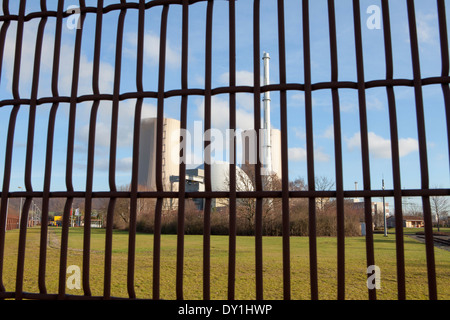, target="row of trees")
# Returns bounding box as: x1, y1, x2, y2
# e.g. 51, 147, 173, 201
3, 169, 448, 235
111, 165, 364, 236
109, 162, 449, 235
113, 197, 363, 237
